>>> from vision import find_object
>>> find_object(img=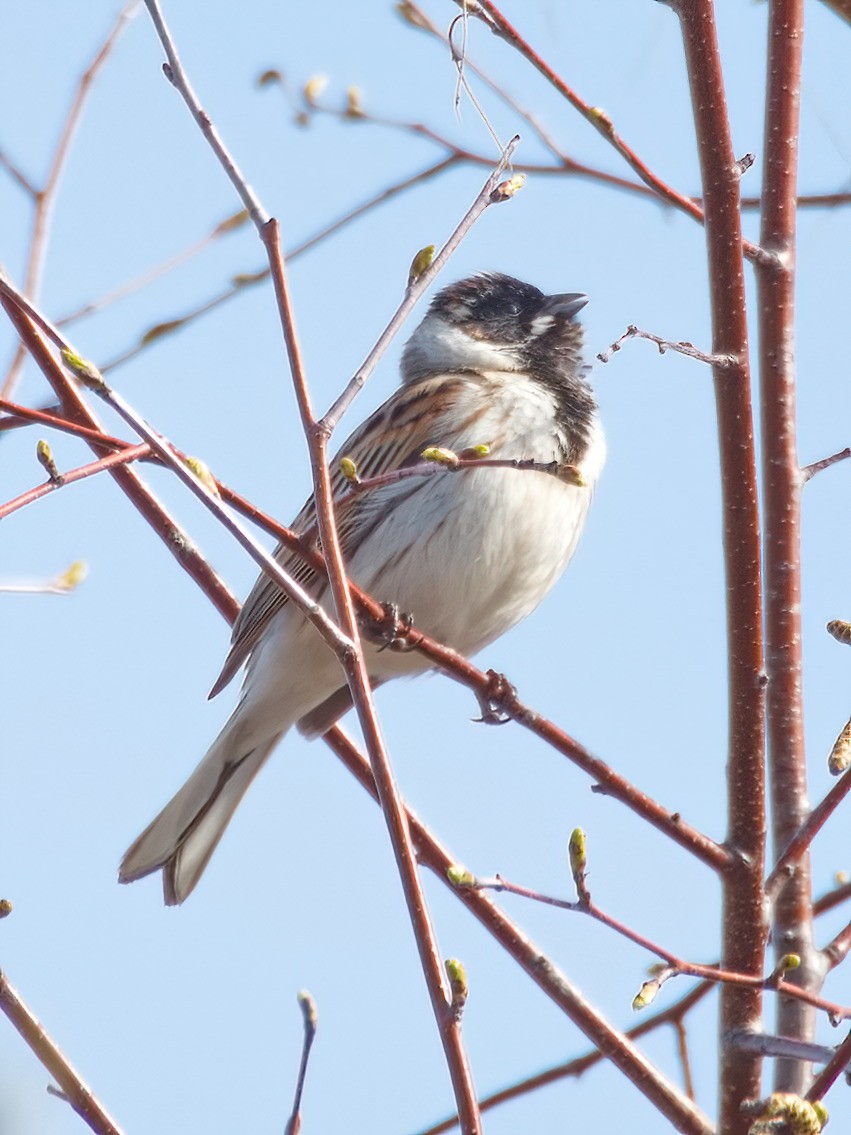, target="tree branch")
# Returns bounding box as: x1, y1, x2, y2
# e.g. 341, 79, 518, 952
672, 1, 768, 1129
0, 969, 125, 1135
